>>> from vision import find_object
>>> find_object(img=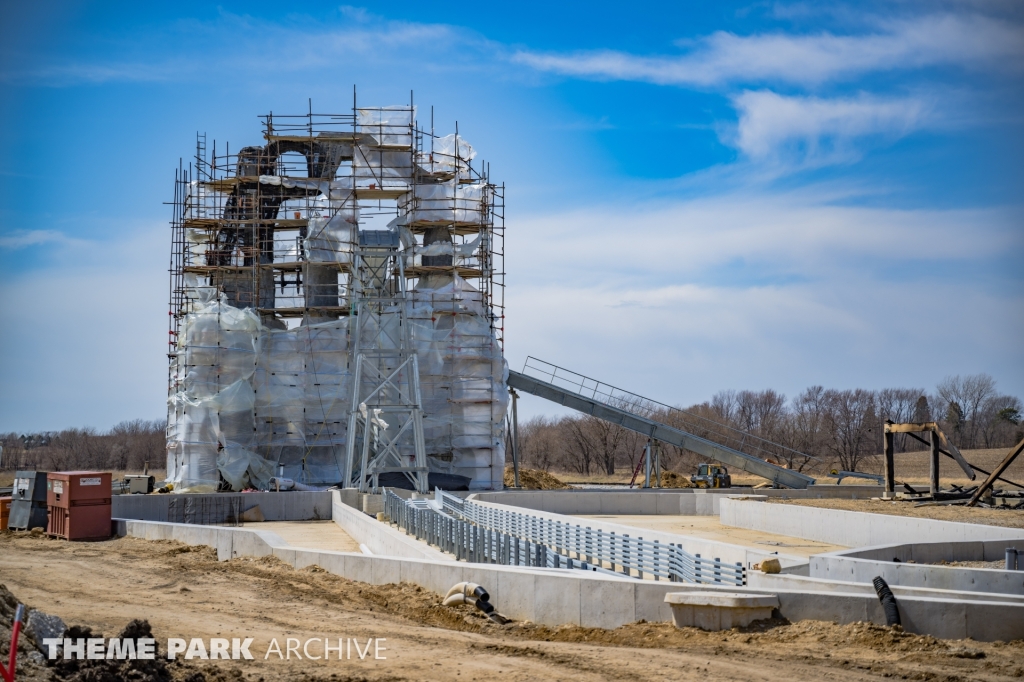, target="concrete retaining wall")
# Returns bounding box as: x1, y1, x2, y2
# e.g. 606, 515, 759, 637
808, 538, 1024, 595
470, 499, 808, 569
330, 490, 452, 561
719, 498, 1024, 546
473, 485, 882, 517
655, 582, 1024, 642
748, 571, 1024, 603
112, 491, 333, 522
112, 518, 1024, 641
